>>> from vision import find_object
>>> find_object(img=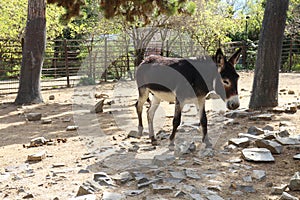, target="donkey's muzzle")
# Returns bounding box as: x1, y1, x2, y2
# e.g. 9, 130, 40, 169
226, 95, 240, 110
